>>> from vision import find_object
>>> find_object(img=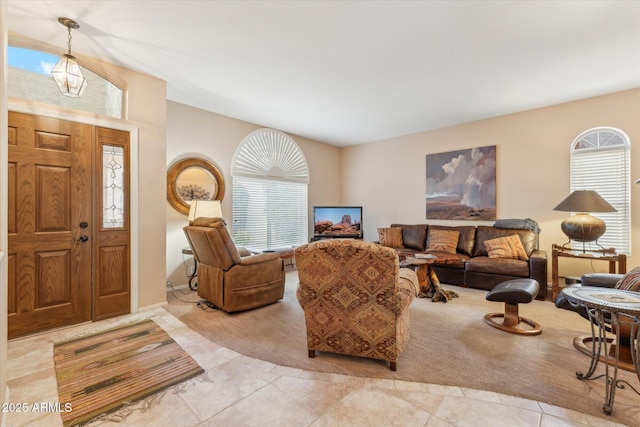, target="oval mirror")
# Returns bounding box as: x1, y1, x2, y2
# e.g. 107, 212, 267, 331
167, 158, 225, 215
